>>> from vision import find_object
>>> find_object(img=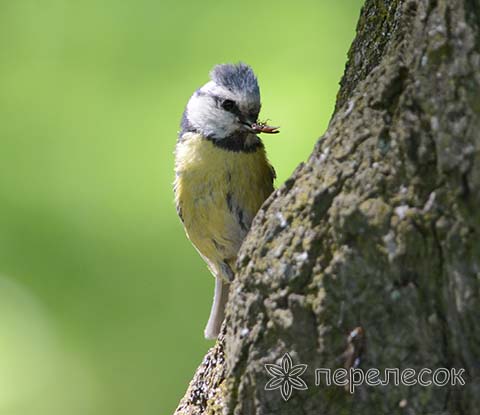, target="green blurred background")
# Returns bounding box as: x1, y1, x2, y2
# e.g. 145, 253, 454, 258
0, 1, 362, 414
